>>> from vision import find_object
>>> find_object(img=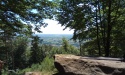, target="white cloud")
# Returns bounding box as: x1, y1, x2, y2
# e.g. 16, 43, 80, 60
39, 19, 74, 34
